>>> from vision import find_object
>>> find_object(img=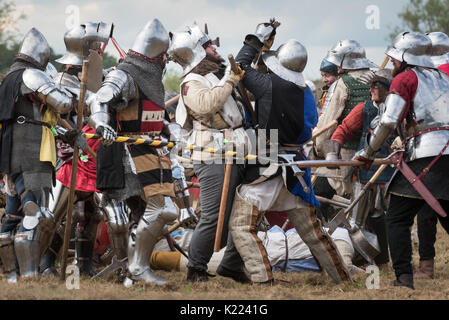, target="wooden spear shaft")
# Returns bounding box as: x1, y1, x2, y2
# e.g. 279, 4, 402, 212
60, 59, 89, 280
214, 161, 232, 252
213, 55, 255, 253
